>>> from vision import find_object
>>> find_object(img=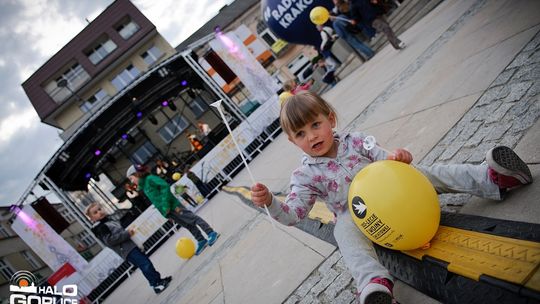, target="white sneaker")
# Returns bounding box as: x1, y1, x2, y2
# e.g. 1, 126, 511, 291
398, 41, 406, 49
